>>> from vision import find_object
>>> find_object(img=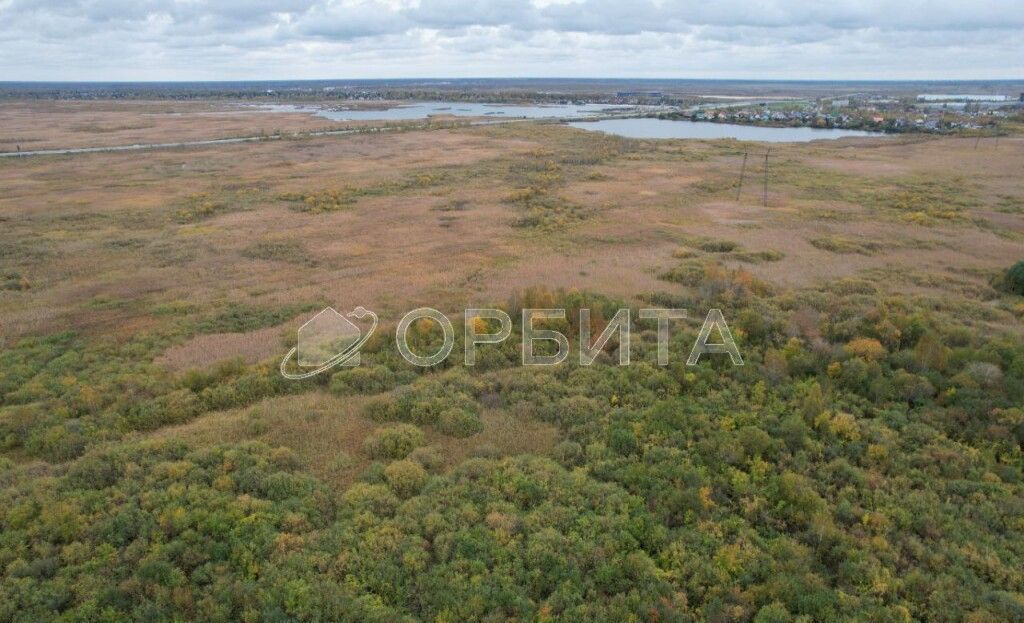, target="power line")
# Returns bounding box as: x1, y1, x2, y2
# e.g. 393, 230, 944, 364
736, 151, 748, 202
